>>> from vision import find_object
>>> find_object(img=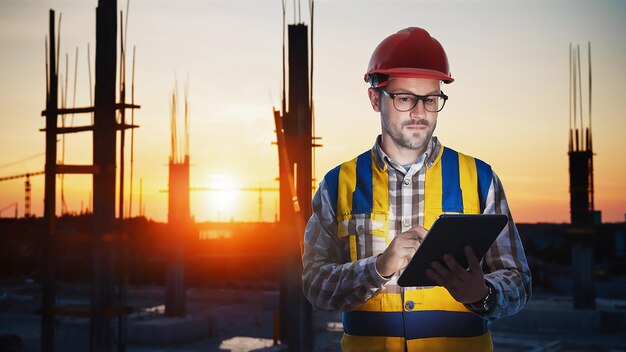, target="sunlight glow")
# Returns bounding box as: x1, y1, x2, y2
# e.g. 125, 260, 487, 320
219, 336, 276, 352
205, 174, 240, 221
